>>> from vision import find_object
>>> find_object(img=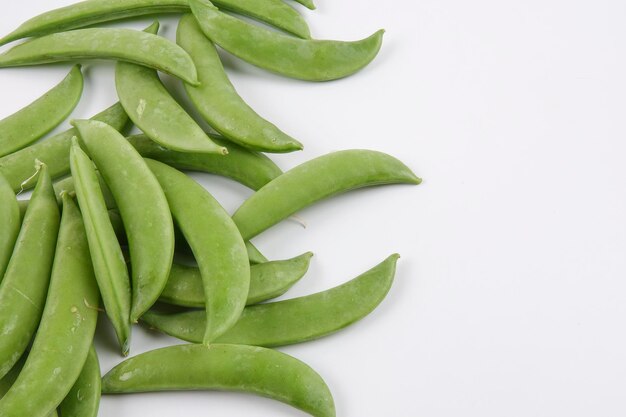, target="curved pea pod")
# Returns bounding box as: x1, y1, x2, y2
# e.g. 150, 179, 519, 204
0, 27, 198, 84
73, 119, 174, 322
0, 194, 99, 417
0, 173, 20, 280
0, 102, 129, 192
0, 0, 309, 46
160, 252, 313, 307
295, 0, 316, 10
143, 254, 398, 346
116, 22, 225, 154
145, 159, 249, 343
245, 242, 268, 264
0, 359, 58, 417
232, 150, 421, 240
0, 164, 60, 380
70, 139, 131, 356
0, 65, 83, 158
59, 345, 101, 417
102, 344, 335, 417
177, 14, 302, 153
189, 0, 383, 81
127, 134, 281, 190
